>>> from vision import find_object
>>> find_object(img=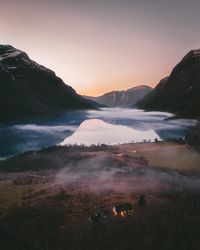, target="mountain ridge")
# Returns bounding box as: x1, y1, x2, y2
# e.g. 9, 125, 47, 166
84, 85, 152, 107
0, 45, 94, 123
136, 49, 200, 117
